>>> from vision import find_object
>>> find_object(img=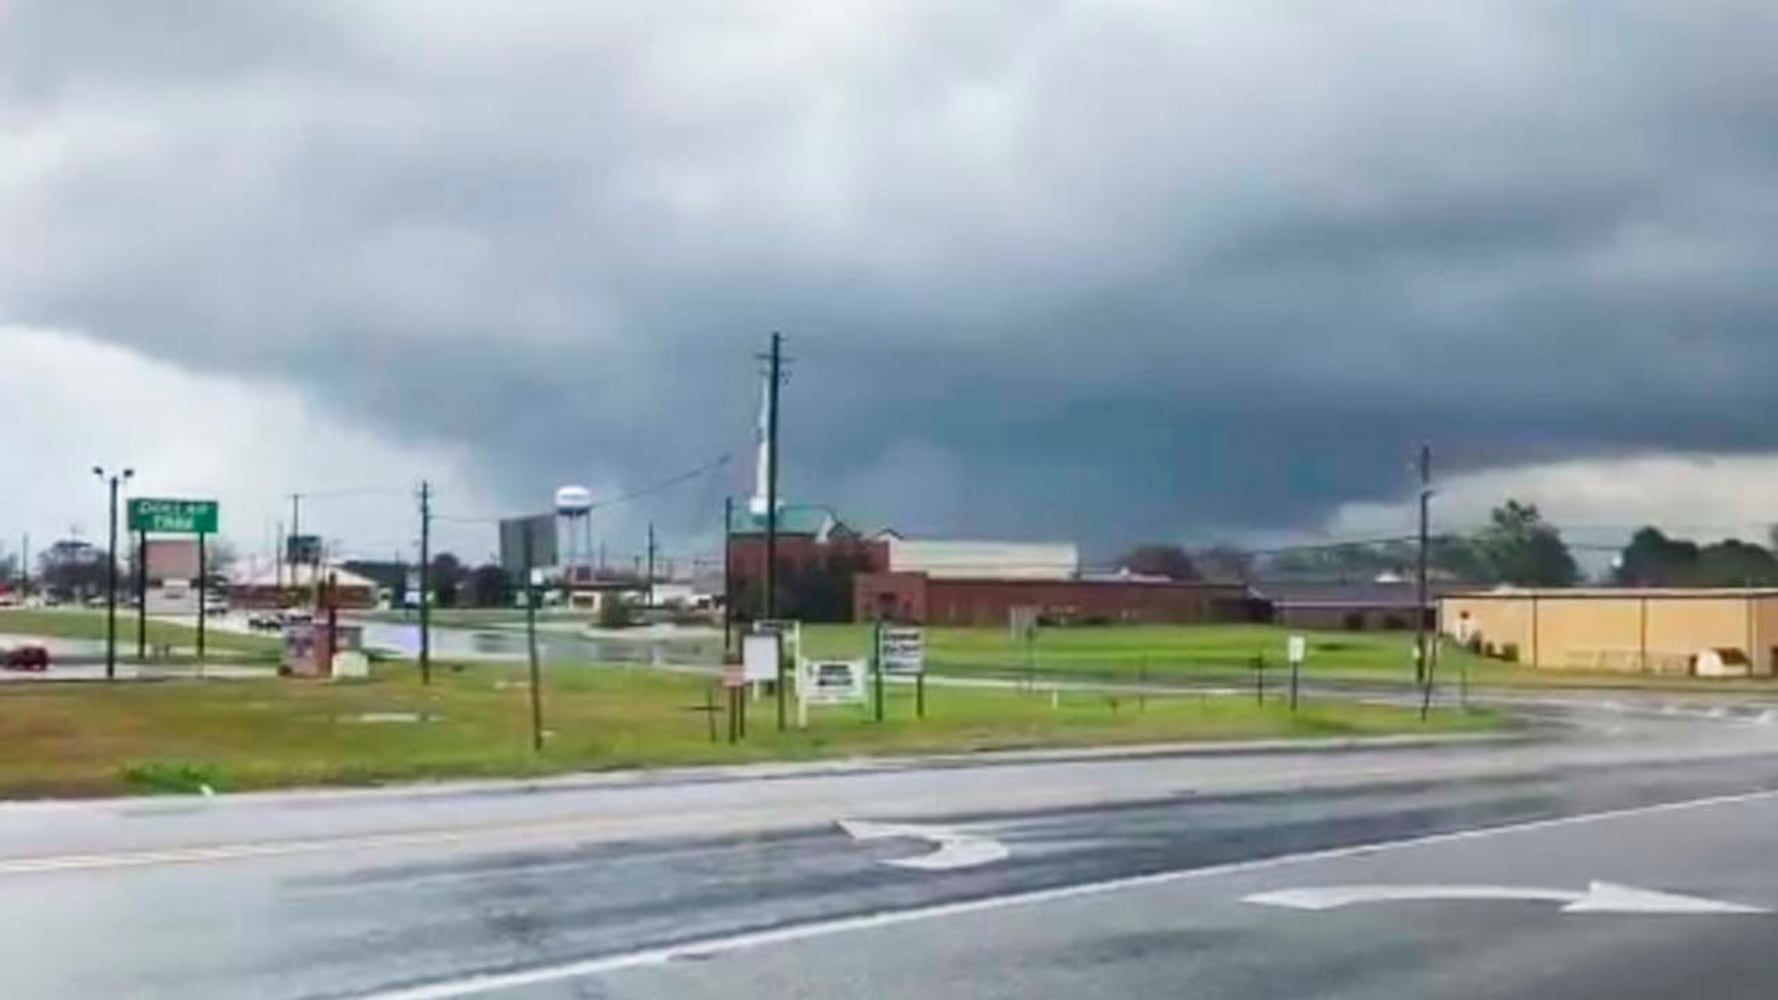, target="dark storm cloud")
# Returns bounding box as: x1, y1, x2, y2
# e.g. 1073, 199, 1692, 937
7, 0, 1778, 551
